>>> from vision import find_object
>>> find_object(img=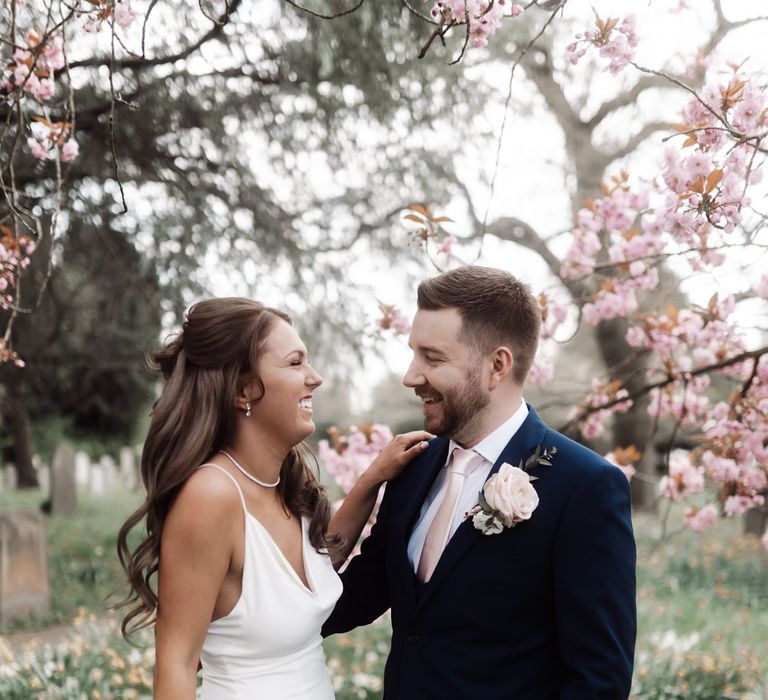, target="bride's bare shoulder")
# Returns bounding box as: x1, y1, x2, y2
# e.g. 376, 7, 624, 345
165, 465, 243, 532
